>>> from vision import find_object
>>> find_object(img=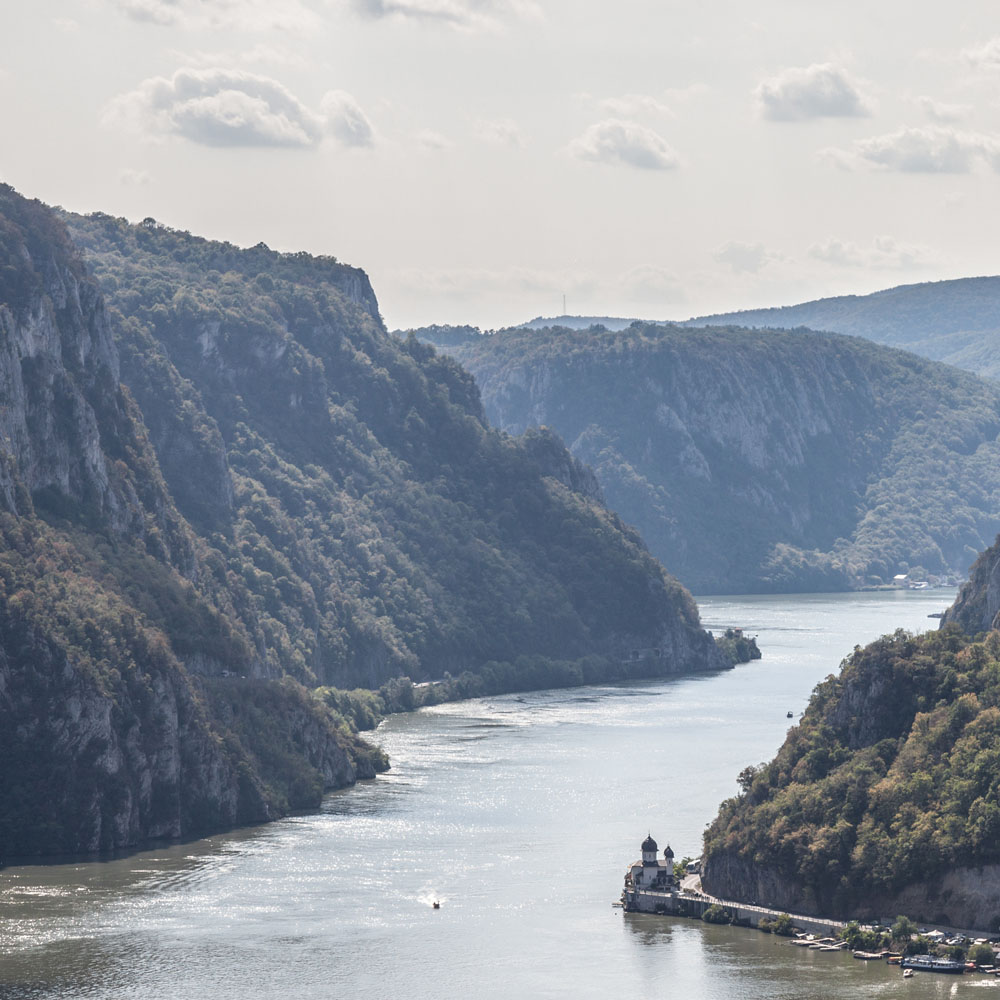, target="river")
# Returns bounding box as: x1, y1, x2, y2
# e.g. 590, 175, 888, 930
2, 589, 991, 999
